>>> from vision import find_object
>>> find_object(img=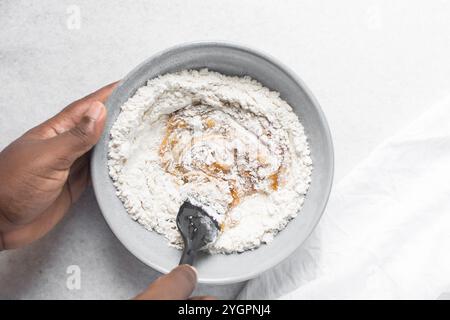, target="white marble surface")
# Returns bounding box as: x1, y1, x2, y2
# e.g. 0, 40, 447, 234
1, 0, 449, 299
